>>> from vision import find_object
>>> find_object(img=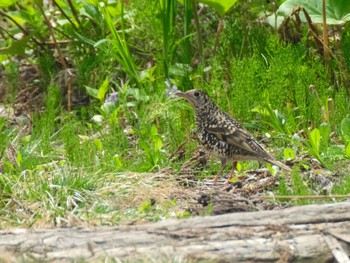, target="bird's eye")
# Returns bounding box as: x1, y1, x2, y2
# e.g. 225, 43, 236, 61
194, 91, 200, 97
